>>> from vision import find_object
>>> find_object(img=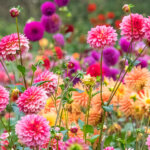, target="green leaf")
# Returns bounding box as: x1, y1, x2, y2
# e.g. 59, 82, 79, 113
83, 124, 94, 134
92, 91, 100, 97
17, 65, 26, 76
133, 60, 140, 66
102, 104, 113, 112
35, 60, 44, 66
74, 88, 84, 93
6, 84, 25, 93
87, 135, 100, 144
128, 4, 135, 8
33, 80, 51, 86
78, 119, 84, 130
31, 64, 37, 73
